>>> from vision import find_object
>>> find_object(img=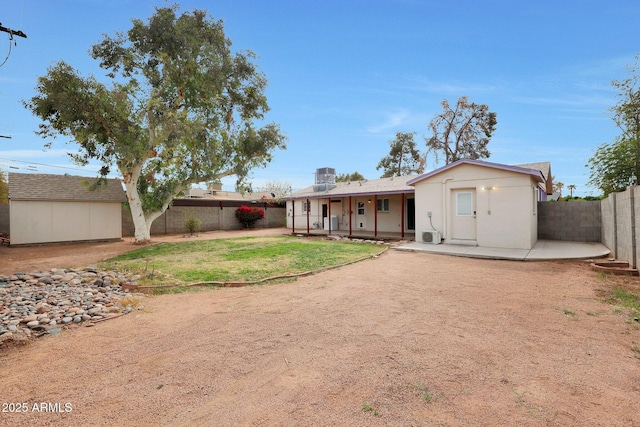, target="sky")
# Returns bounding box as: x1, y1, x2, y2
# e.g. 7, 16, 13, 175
1, 0, 639, 197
